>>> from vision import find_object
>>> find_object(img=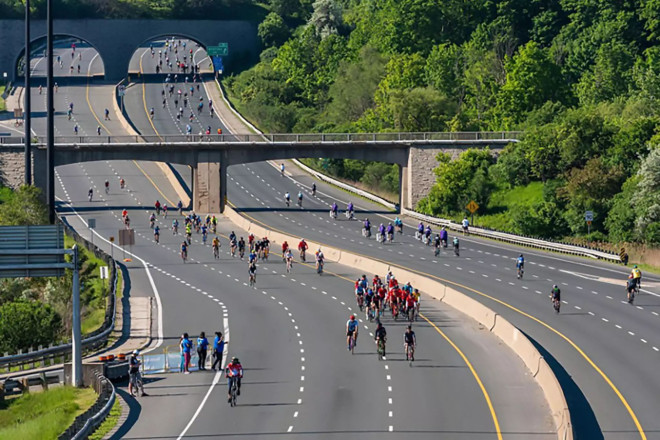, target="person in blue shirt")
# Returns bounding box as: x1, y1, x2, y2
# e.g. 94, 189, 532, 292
440, 227, 448, 246
154, 225, 160, 243
212, 332, 225, 370
197, 332, 209, 370
181, 333, 193, 374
